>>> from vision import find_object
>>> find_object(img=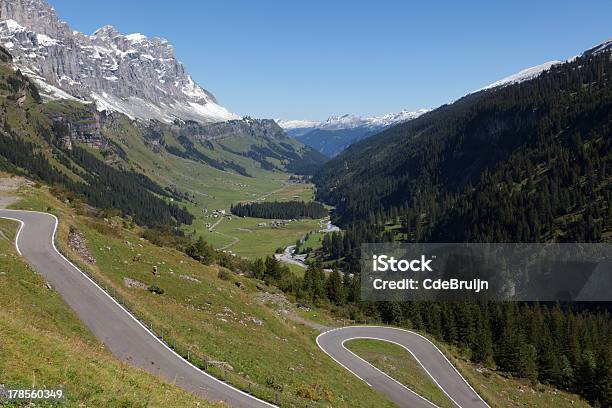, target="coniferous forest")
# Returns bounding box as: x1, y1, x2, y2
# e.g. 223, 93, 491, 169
300, 47, 612, 406
315, 49, 611, 244
230, 200, 327, 219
